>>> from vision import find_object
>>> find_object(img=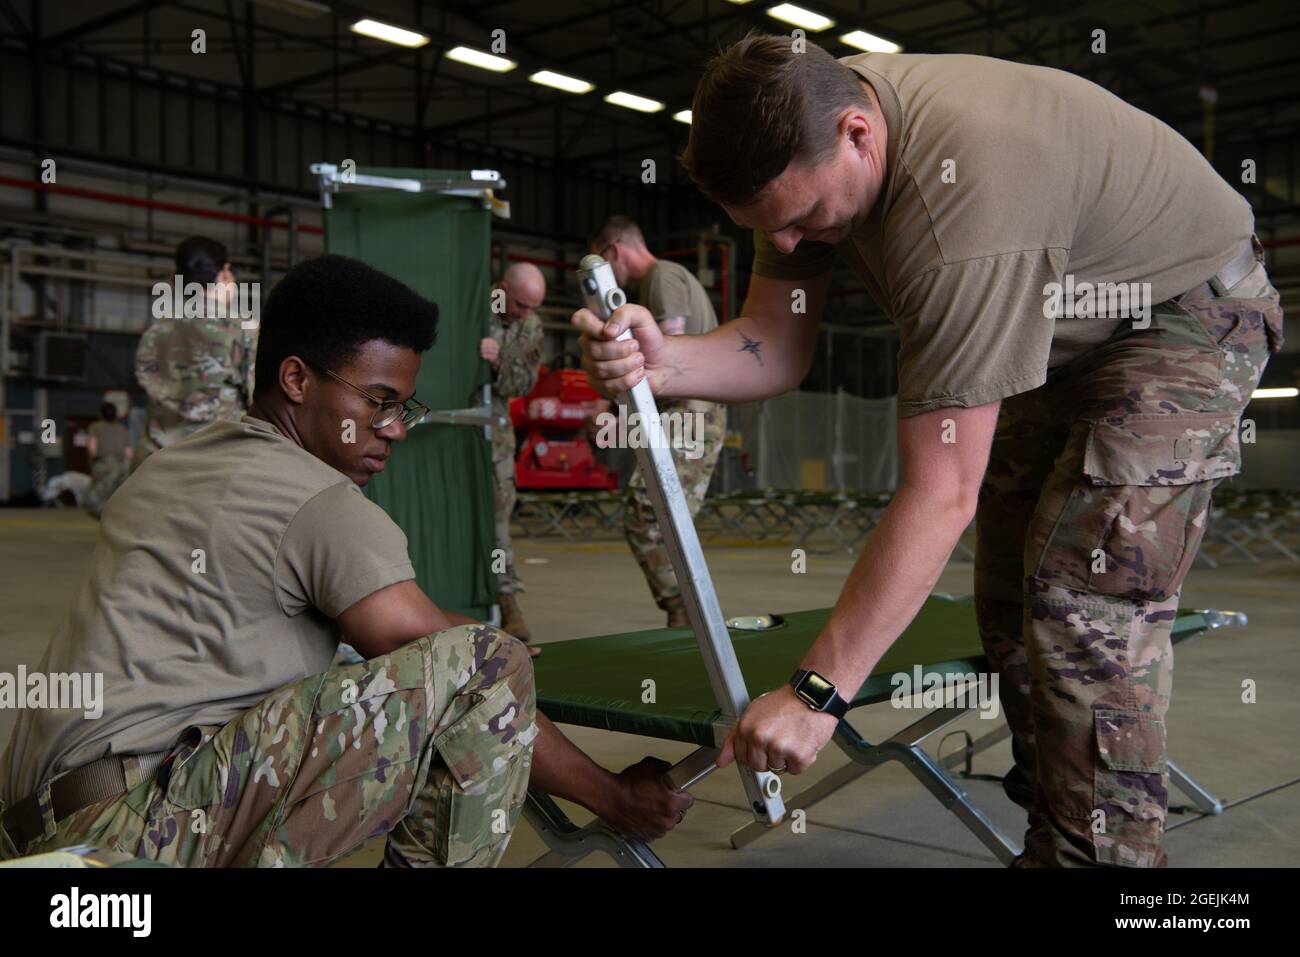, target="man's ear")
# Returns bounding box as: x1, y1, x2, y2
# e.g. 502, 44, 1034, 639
279, 356, 311, 406
843, 108, 876, 156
